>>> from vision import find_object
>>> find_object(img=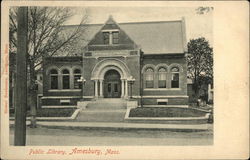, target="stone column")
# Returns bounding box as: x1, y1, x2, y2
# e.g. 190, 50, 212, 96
99, 79, 103, 98
58, 74, 62, 89
167, 72, 172, 89
109, 31, 112, 45
95, 79, 98, 98
121, 79, 124, 97
125, 80, 128, 98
